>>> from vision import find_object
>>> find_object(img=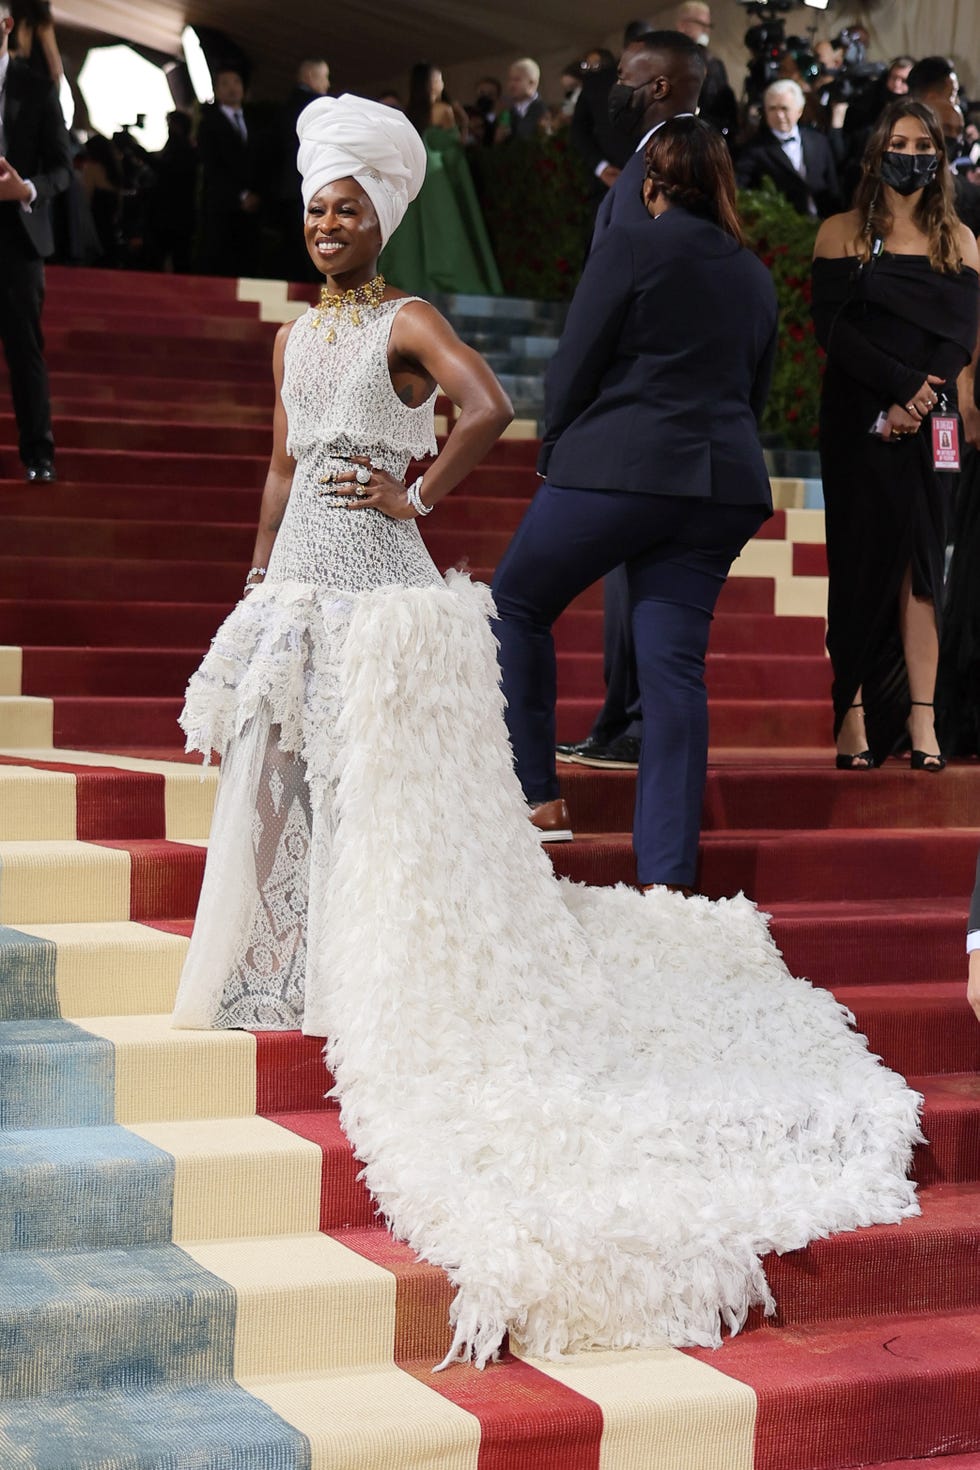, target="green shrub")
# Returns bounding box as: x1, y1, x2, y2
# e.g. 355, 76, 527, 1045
476, 134, 593, 302
478, 146, 823, 448
737, 182, 823, 450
